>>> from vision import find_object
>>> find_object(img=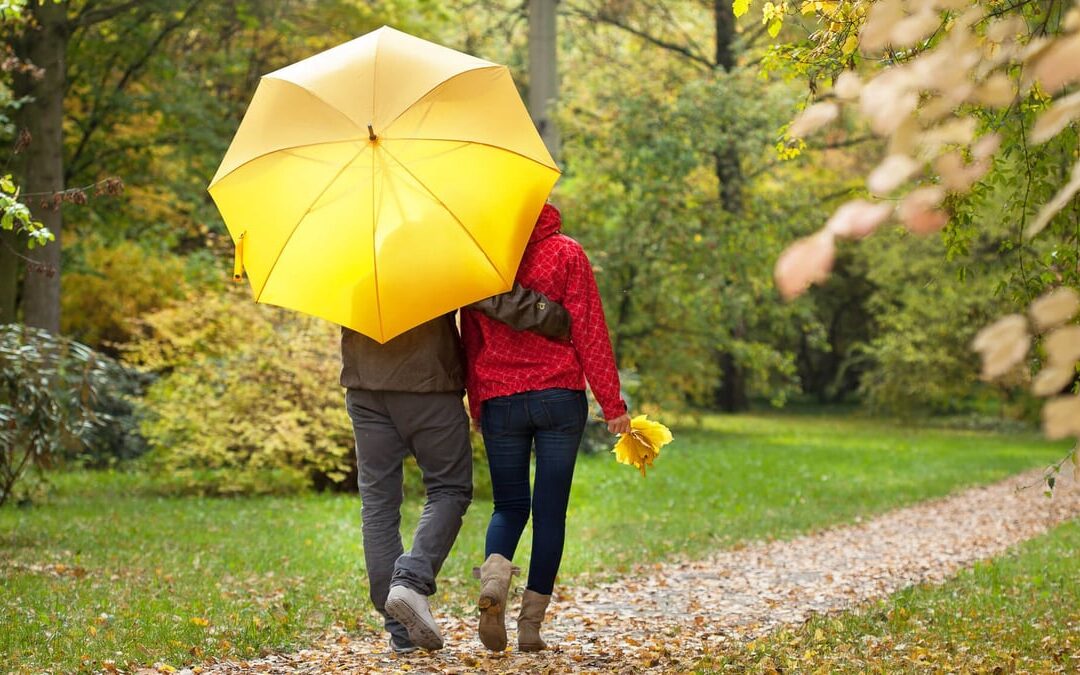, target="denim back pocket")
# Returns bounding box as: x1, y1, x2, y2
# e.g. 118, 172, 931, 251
538, 389, 587, 432
480, 398, 514, 437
